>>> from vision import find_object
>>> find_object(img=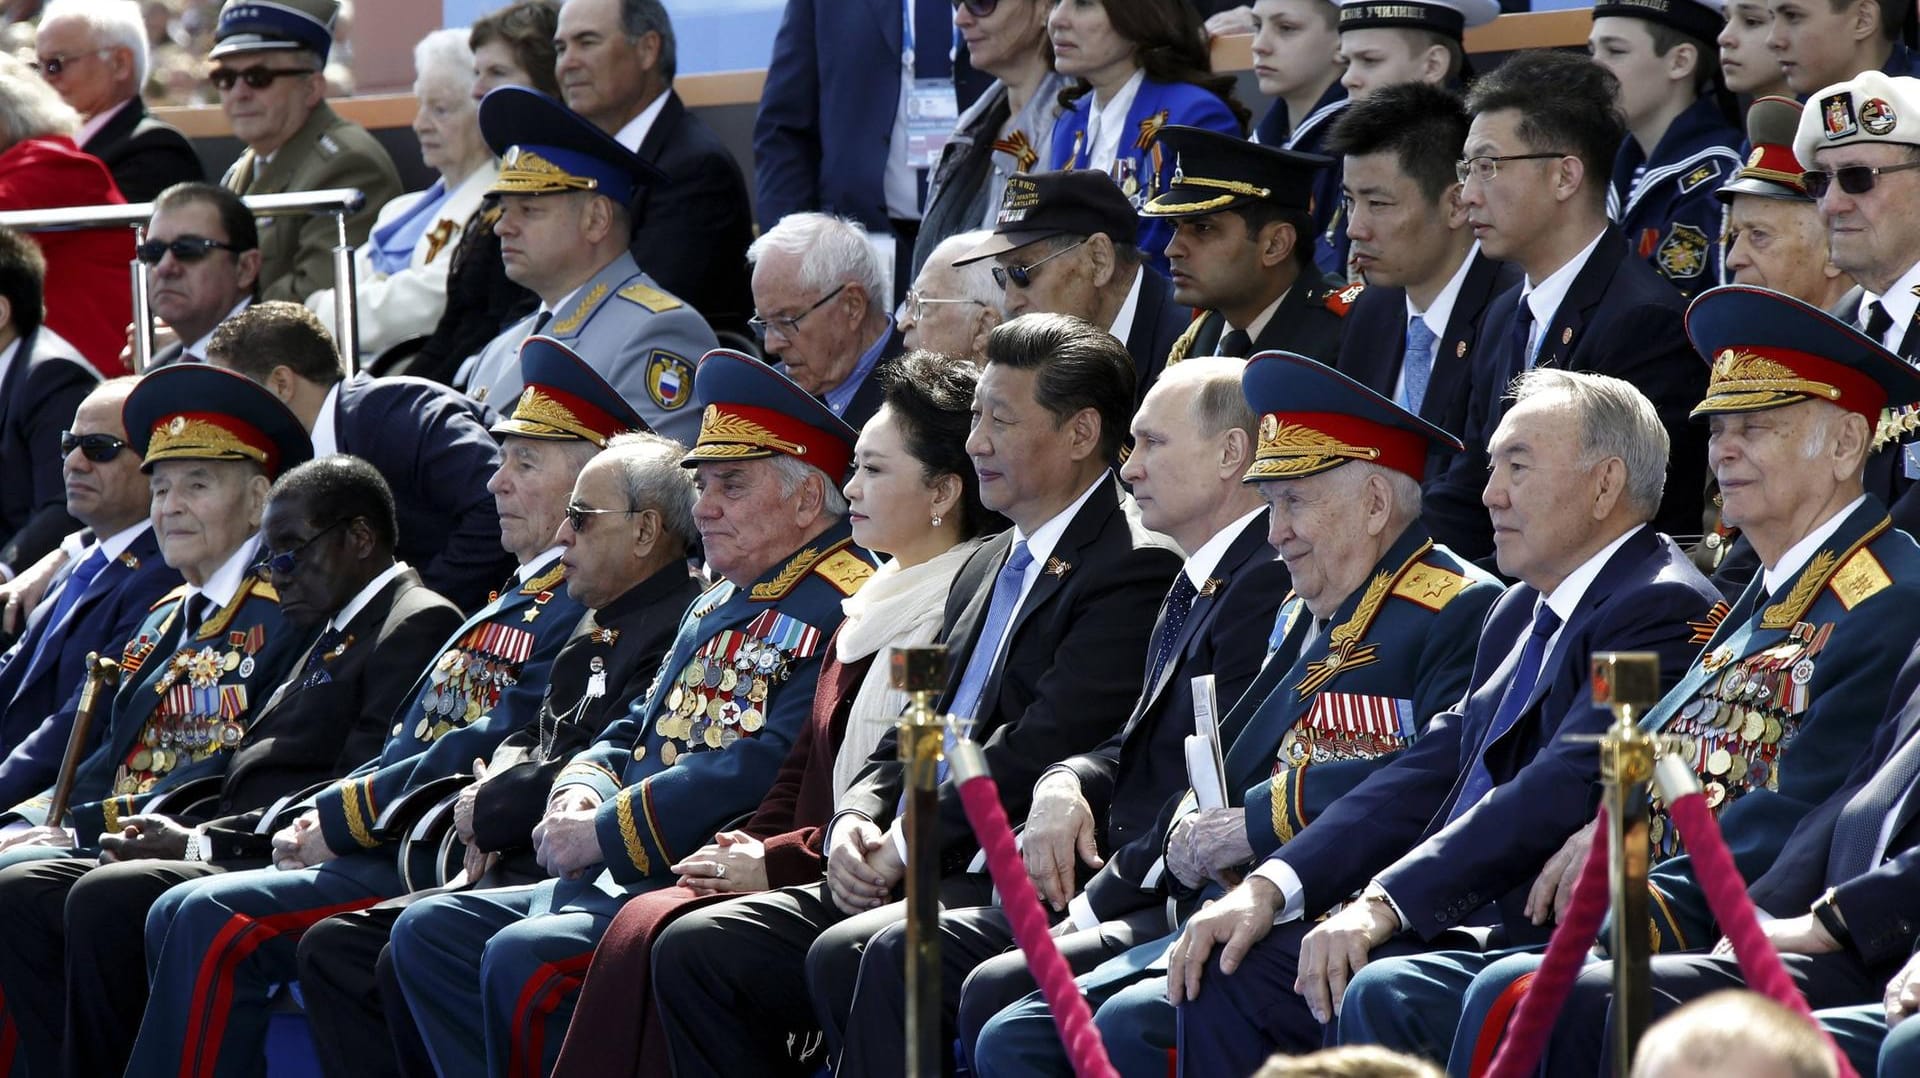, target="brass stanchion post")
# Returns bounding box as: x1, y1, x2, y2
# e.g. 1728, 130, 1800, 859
891, 645, 952, 1078
1589, 652, 1661, 1075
